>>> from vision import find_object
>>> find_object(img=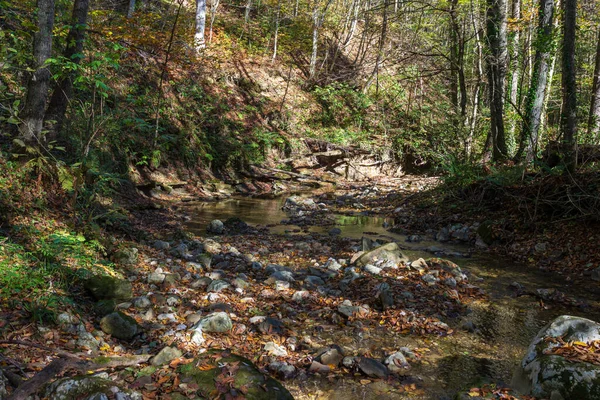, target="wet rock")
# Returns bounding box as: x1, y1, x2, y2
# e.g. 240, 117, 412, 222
328, 227, 342, 236
153, 240, 170, 251
194, 312, 232, 333
406, 235, 422, 243
357, 357, 389, 378
151, 346, 182, 366
178, 350, 293, 399
258, 318, 285, 335
133, 296, 152, 309
435, 227, 450, 242
207, 219, 225, 234
269, 361, 296, 379
207, 279, 230, 293
384, 352, 410, 373
512, 315, 600, 399
315, 344, 345, 366
114, 248, 138, 266
99, 312, 140, 340
45, 376, 142, 400
85, 275, 133, 302
282, 196, 317, 214
309, 361, 331, 373
264, 342, 288, 357
355, 242, 408, 267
